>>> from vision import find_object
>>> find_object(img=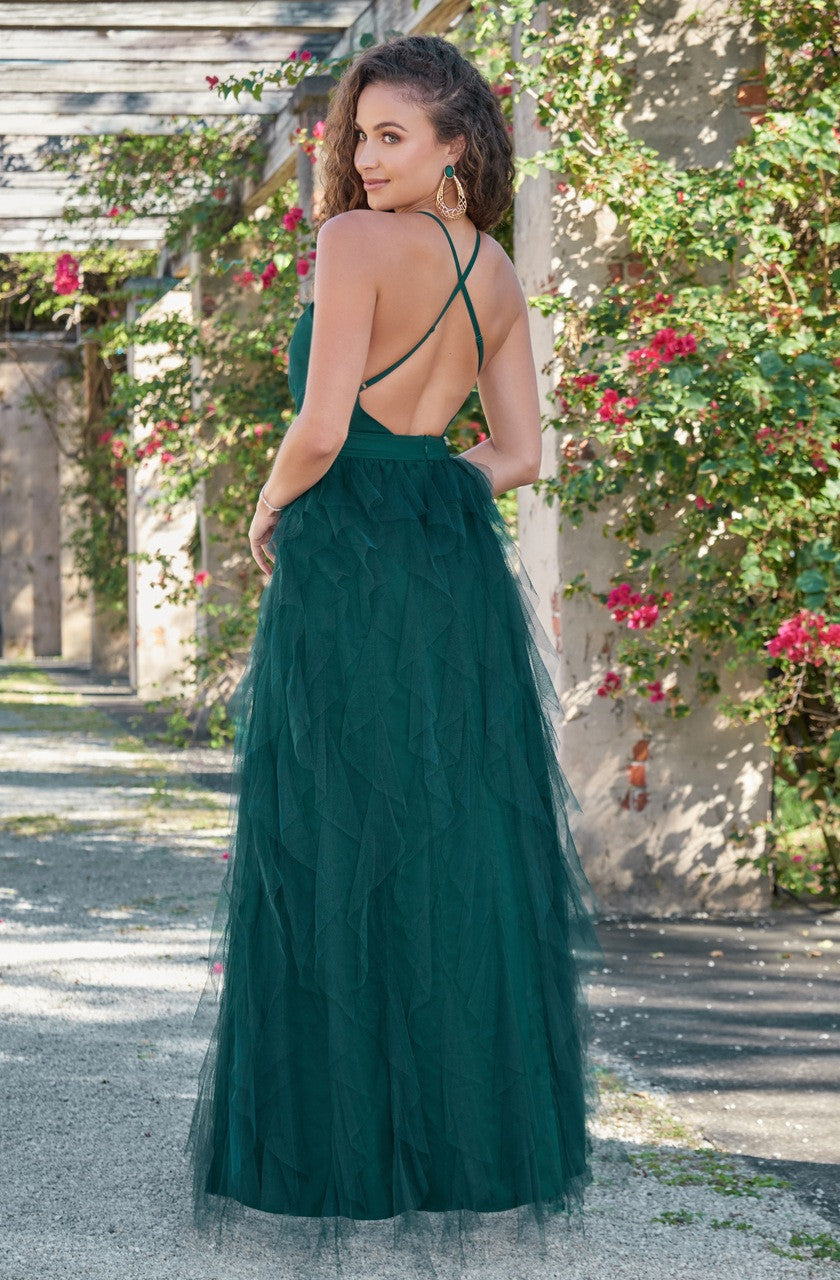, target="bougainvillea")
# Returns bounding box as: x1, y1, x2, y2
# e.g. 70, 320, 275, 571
476, 0, 839, 897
